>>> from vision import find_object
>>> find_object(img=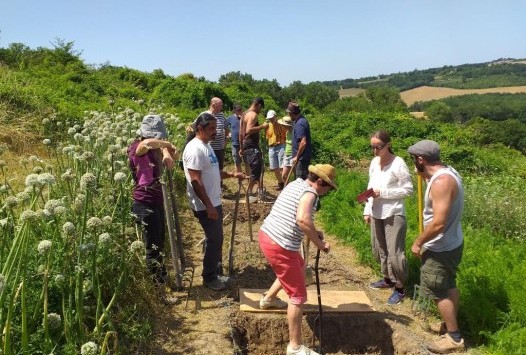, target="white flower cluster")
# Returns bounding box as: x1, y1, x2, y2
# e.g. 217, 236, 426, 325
114, 172, 127, 183
86, 217, 103, 230
37, 240, 52, 254
4, 196, 18, 208
44, 199, 66, 216
46, 312, 62, 330
130, 240, 145, 253
62, 221, 76, 236
80, 341, 98, 355
80, 173, 97, 191
20, 210, 38, 222
98, 233, 111, 245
